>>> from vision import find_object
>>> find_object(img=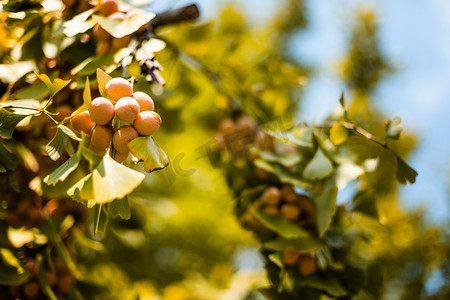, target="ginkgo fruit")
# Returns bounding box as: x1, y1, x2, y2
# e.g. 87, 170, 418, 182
112, 149, 129, 163
99, 0, 119, 16
298, 255, 317, 276
133, 111, 161, 135
132, 91, 154, 111
260, 187, 281, 205
115, 97, 140, 122
91, 124, 113, 149
70, 110, 95, 135
113, 125, 138, 153
282, 247, 300, 265
89, 97, 114, 125
280, 203, 300, 220
93, 24, 110, 41
105, 78, 133, 101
